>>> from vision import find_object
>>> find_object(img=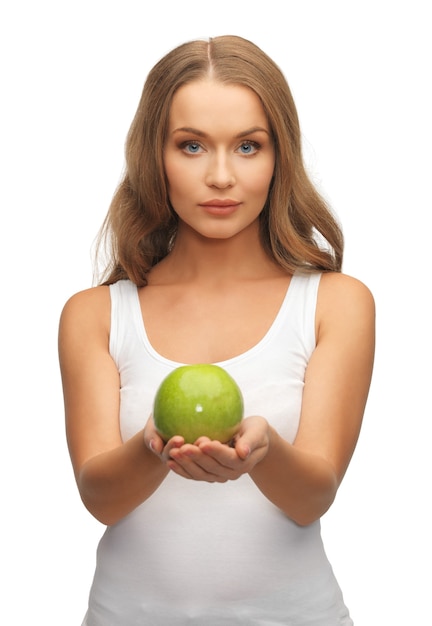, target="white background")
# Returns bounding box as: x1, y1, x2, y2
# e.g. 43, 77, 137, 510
1, 1, 430, 624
